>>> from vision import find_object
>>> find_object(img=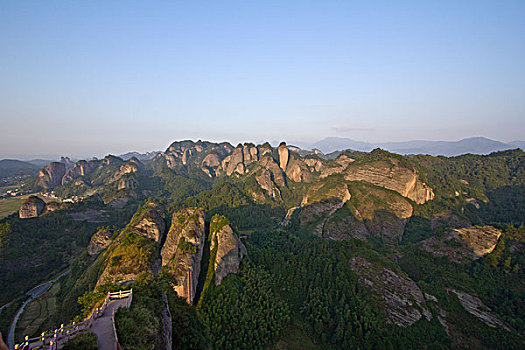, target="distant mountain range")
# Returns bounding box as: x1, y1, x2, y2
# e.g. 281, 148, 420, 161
302, 137, 524, 156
